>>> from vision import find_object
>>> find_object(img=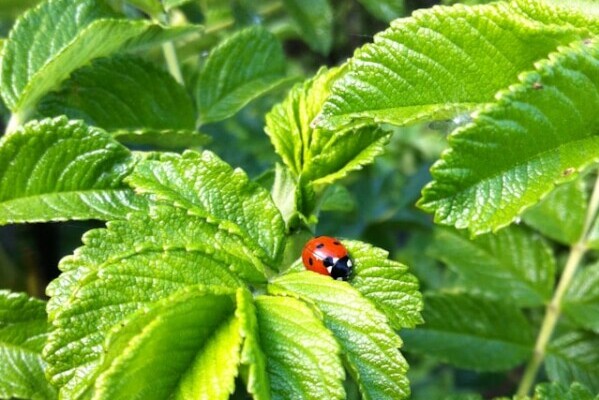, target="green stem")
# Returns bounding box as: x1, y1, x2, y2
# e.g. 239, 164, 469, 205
6, 111, 25, 134
204, 1, 284, 35
516, 173, 599, 396
157, 13, 184, 84
162, 41, 184, 84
